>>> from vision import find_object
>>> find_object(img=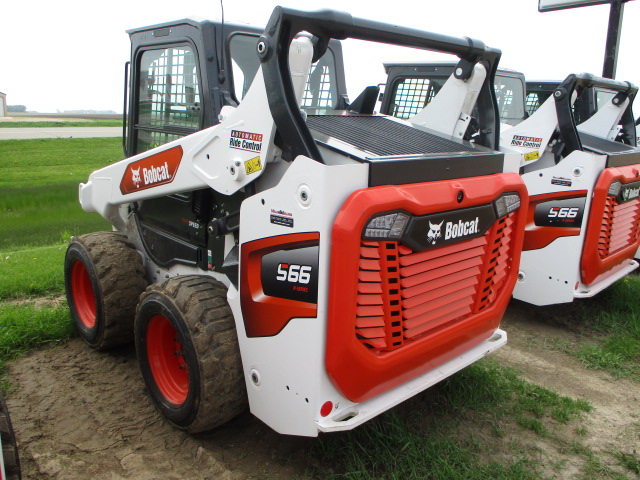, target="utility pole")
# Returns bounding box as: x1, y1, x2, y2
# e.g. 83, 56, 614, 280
538, 0, 633, 80
602, 0, 626, 78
